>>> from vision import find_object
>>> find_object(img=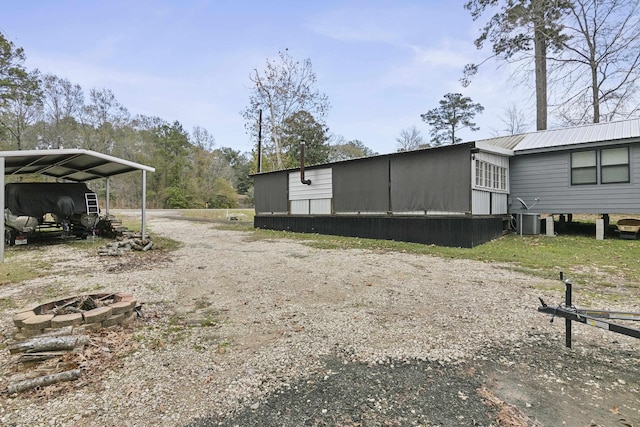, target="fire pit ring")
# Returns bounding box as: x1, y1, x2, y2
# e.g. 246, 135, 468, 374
13, 293, 137, 339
